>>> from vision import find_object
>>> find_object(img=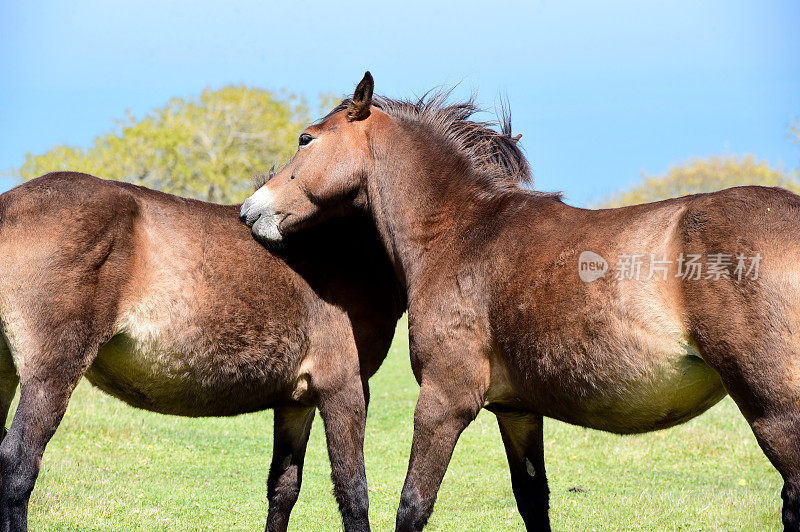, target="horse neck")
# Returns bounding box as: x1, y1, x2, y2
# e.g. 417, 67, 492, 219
367, 126, 494, 293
